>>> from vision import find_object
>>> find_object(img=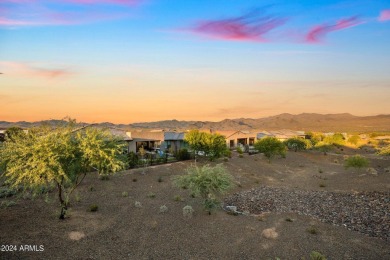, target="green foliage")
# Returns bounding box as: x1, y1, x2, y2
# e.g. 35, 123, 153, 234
344, 155, 369, 170
236, 146, 243, 154
173, 195, 183, 201
0, 119, 126, 219
176, 148, 191, 161
4, 127, 25, 143
323, 133, 345, 146
378, 145, 390, 156
348, 135, 361, 146
284, 138, 307, 152
122, 191, 128, 197
305, 132, 324, 146
185, 130, 207, 158
174, 164, 233, 214
88, 204, 98, 212
183, 205, 194, 218
224, 149, 232, 158
185, 130, 227, 161
315, 142, 333, 155
159, 205, 168, 213
0, 200, 17, 209
254, 137, 286, 161
147, 192, 156, 198
127, 152, 139, 168
310, 251, 327, 260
